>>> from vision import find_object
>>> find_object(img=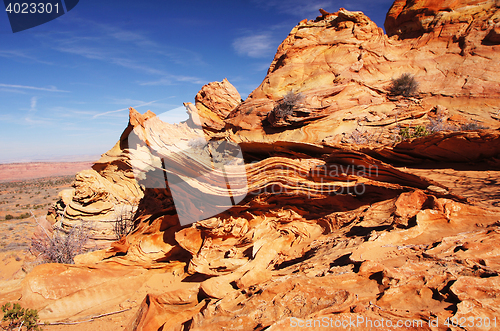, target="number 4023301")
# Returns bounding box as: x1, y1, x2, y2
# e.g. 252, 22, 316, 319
444, 316, 497, 328
5, 3, 59, 14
